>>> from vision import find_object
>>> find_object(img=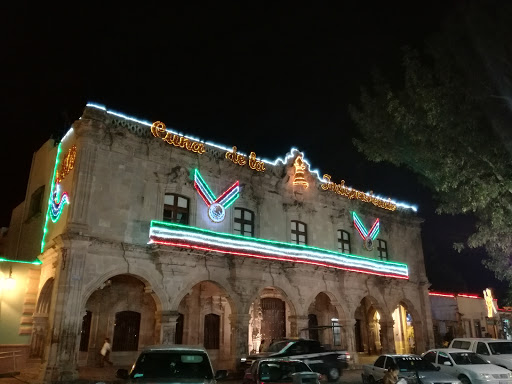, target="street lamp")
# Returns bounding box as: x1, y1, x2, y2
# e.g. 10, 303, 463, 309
3, 266, 15, 290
